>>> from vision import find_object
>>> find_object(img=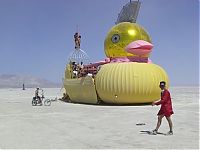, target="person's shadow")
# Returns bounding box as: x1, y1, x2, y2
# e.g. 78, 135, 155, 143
140, 130, 167, 135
